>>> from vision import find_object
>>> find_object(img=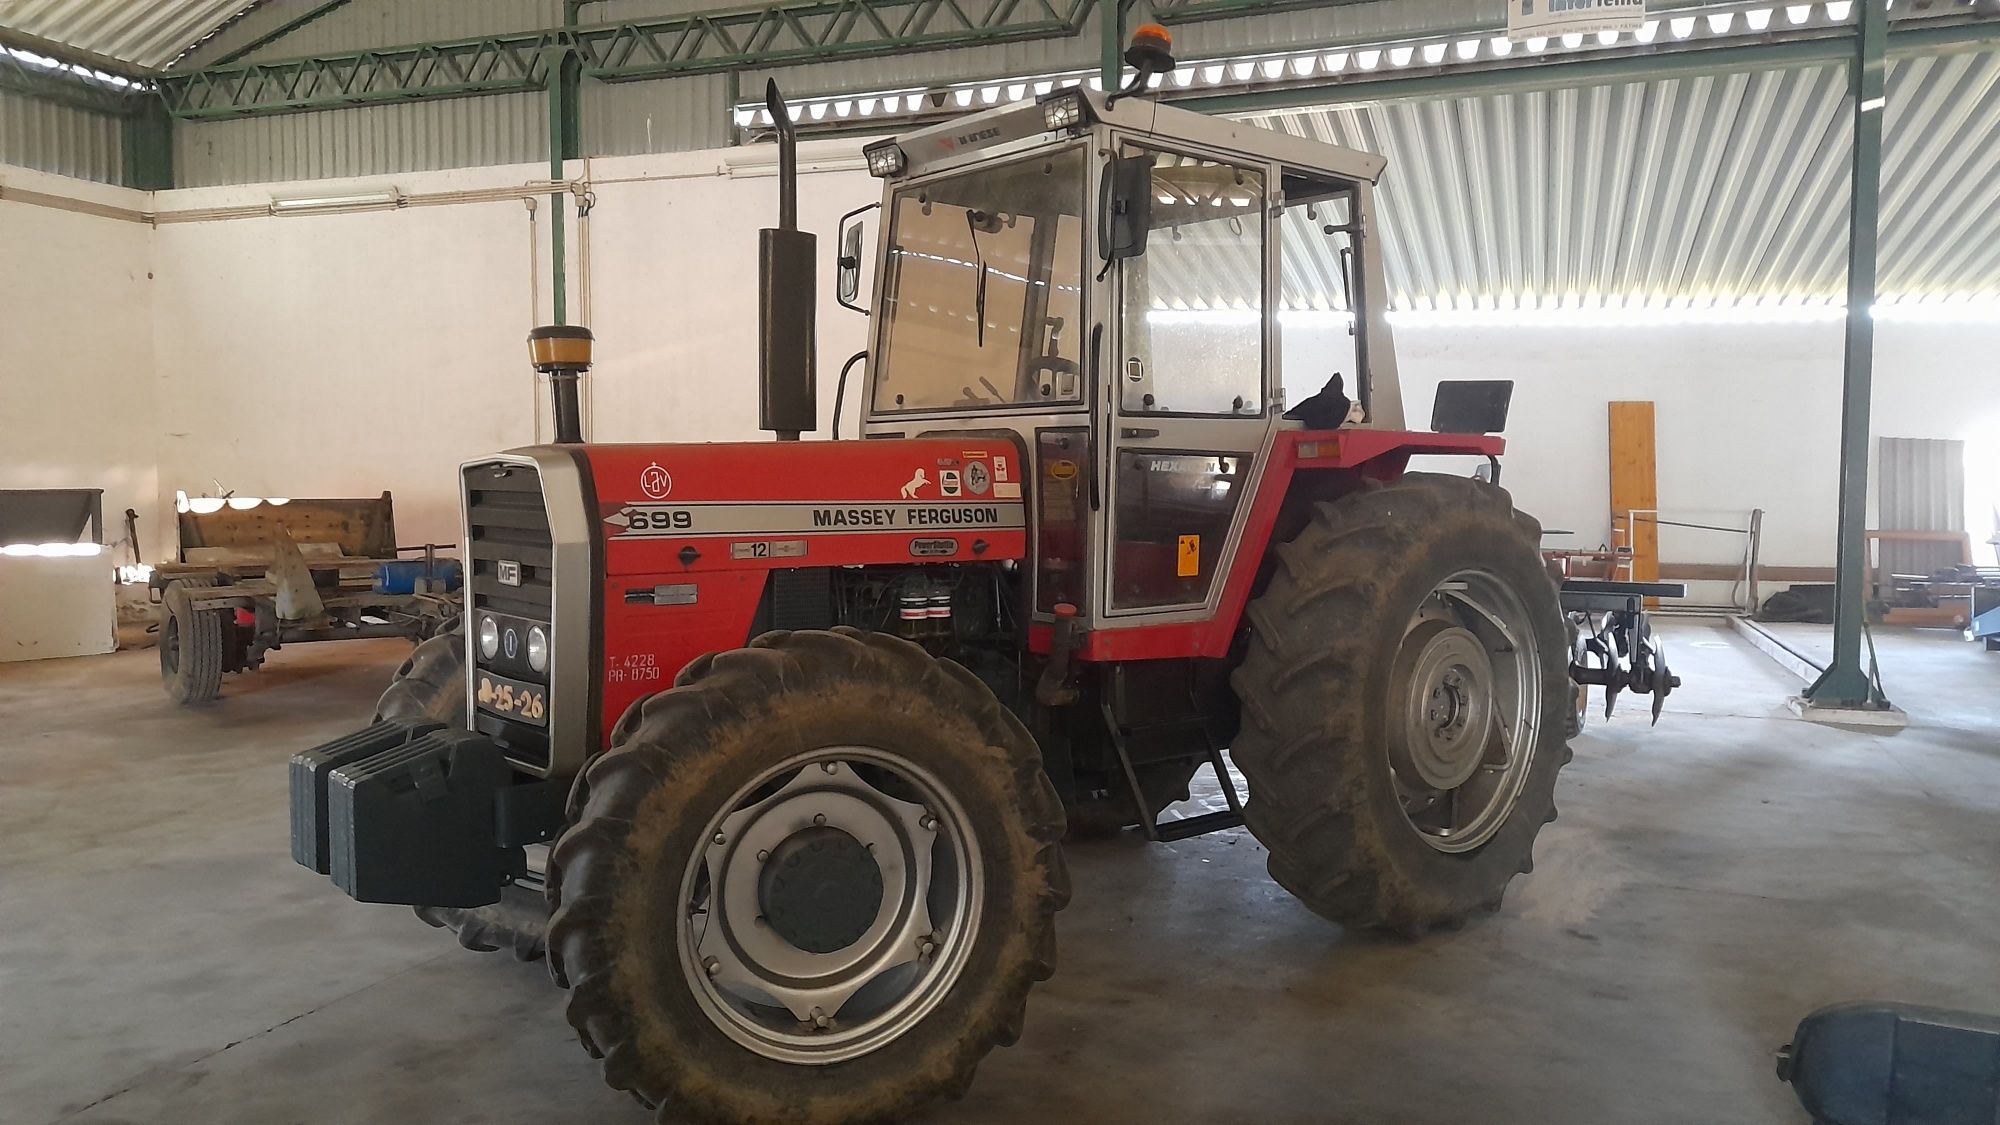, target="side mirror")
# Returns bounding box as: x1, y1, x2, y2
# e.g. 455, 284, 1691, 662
836, 203, 877, 313
1098, 155, 1153, 262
